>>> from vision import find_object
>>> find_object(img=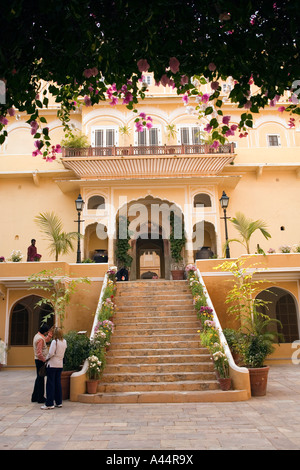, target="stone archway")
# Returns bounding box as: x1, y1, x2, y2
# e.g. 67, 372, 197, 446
115, 196, 185, 279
